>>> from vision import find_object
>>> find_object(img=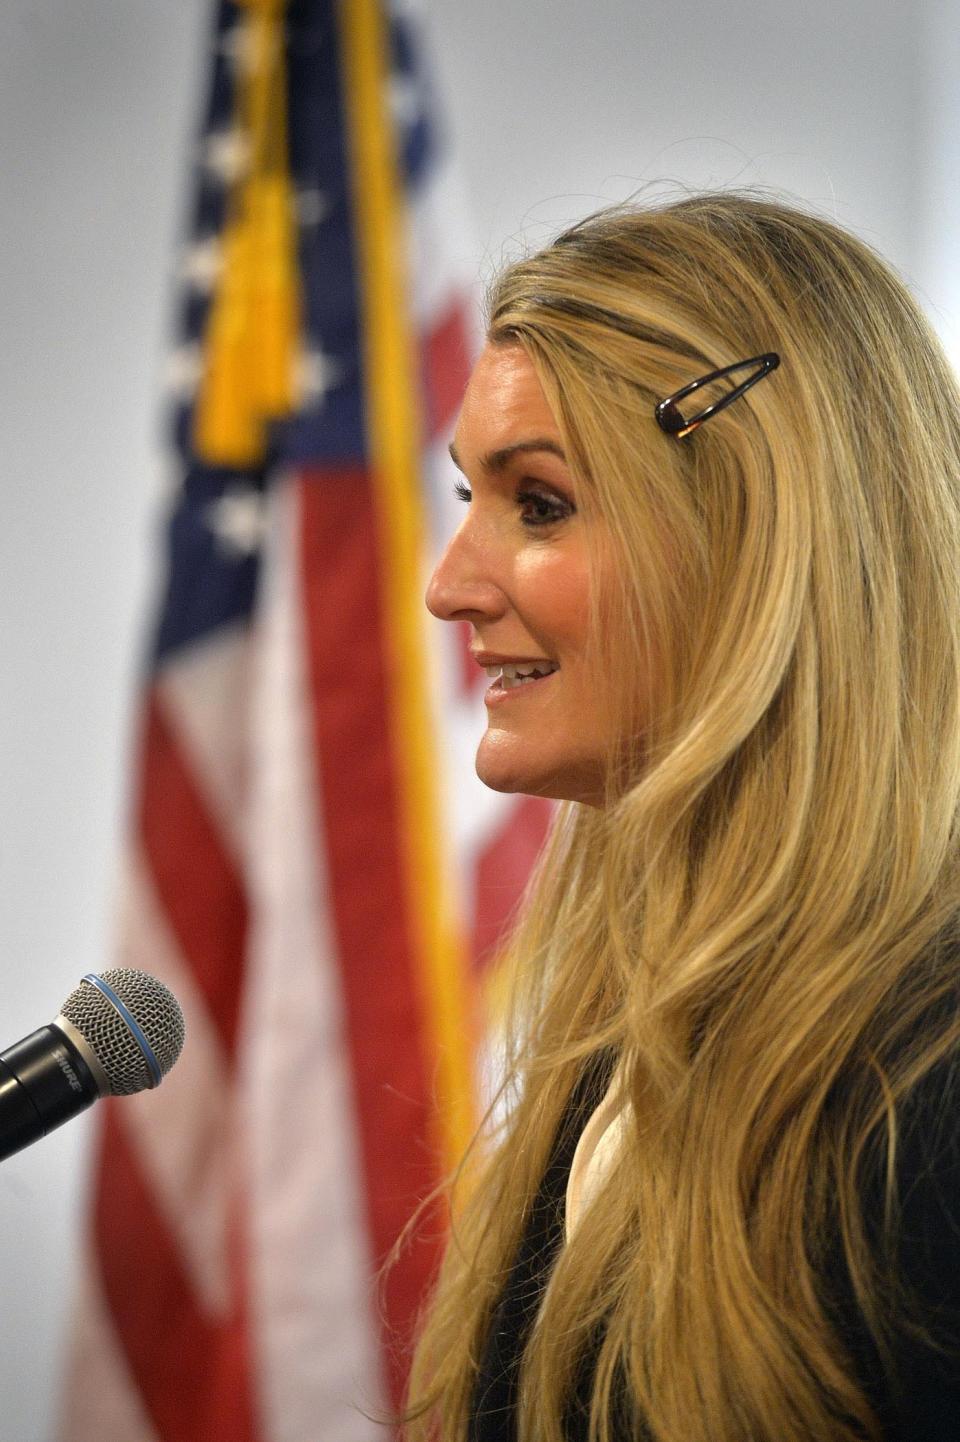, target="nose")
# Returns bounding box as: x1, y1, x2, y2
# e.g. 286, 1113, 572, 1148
425, 520, 507, 624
